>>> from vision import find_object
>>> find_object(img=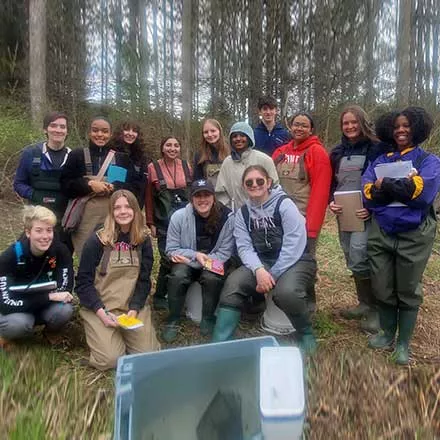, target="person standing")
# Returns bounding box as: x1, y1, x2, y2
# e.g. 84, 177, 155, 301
14, 111, 72, 251
329, 105, 384, 333
193, 119, 229, 187
145, 136, 193, 310
253, 96, 290, 157
362, 107, 440, 365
